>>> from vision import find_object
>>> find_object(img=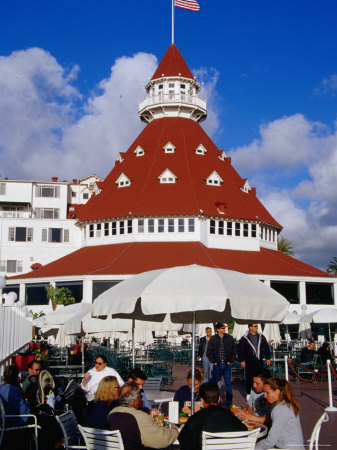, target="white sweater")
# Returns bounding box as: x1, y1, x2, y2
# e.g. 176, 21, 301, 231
257, 402, 304, 450
81, 366, 124, 401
